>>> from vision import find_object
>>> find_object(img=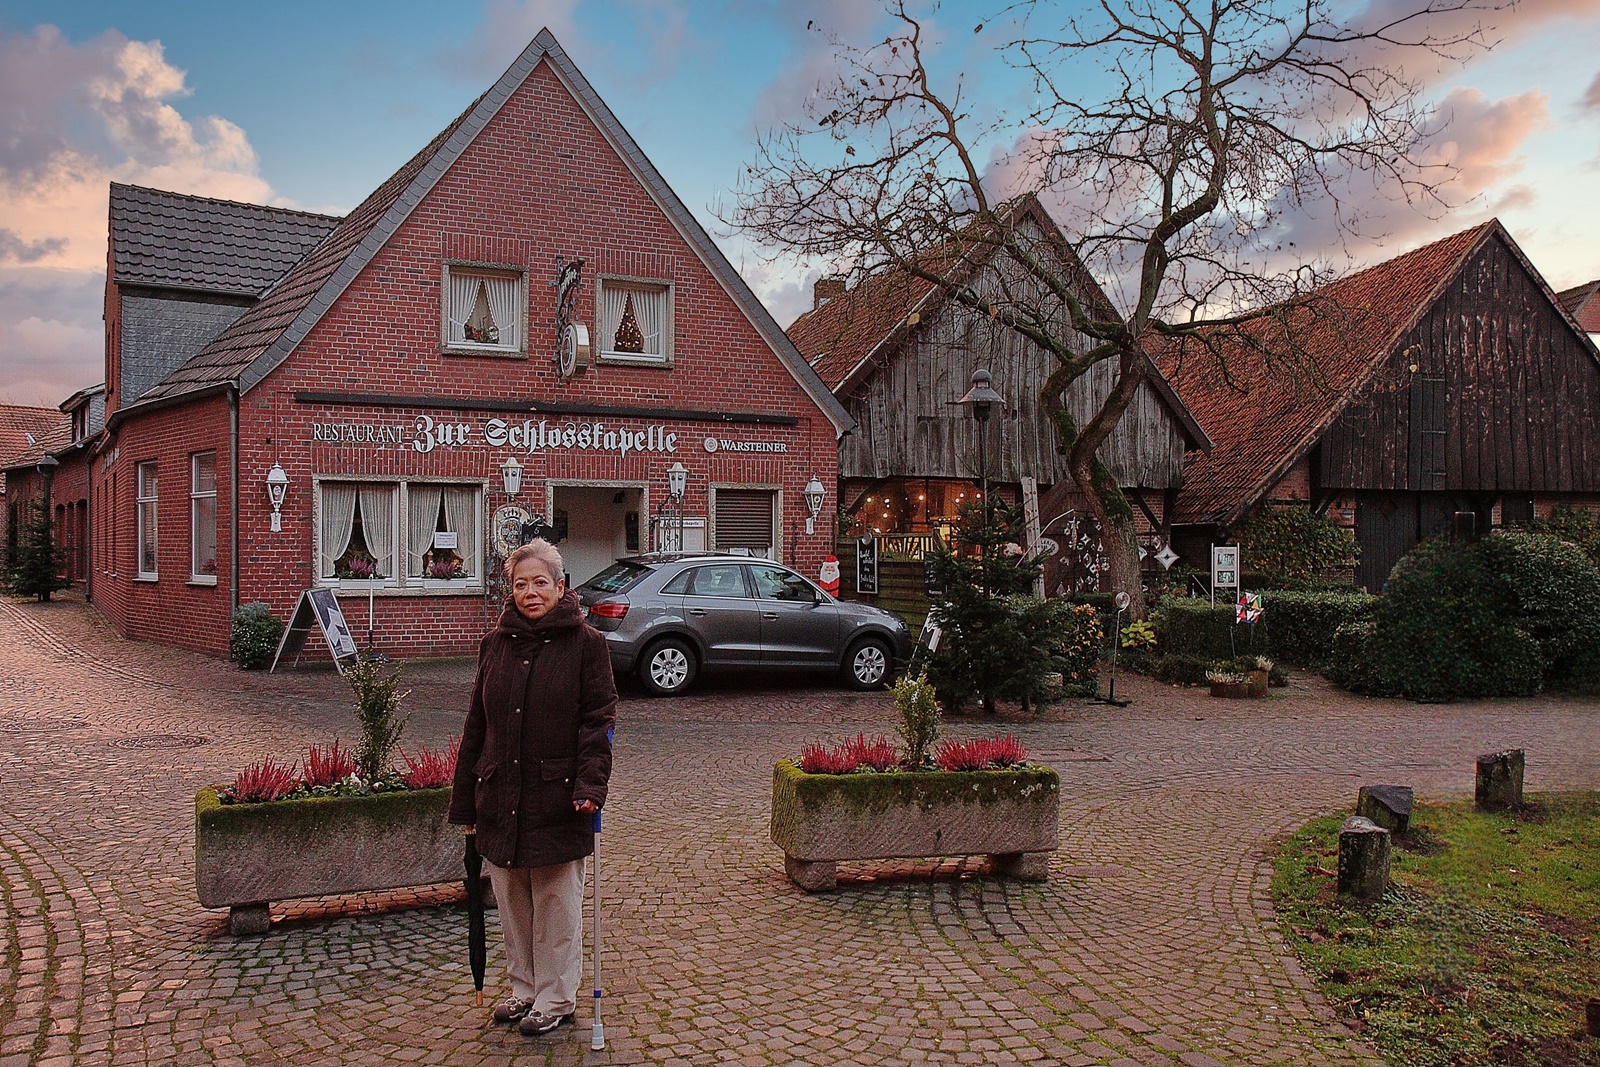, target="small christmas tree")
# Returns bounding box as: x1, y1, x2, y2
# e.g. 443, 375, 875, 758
924, 498, 1061, 714
8, 499, 68, 602
613, 293, 645, 353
